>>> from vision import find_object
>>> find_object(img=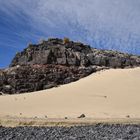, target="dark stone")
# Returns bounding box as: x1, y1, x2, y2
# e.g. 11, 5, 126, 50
10, 38, 140, 68
0, 124, 140, 139
0, 38, 139, 95
43, 83, 57, 89
78, 114, 86, 118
